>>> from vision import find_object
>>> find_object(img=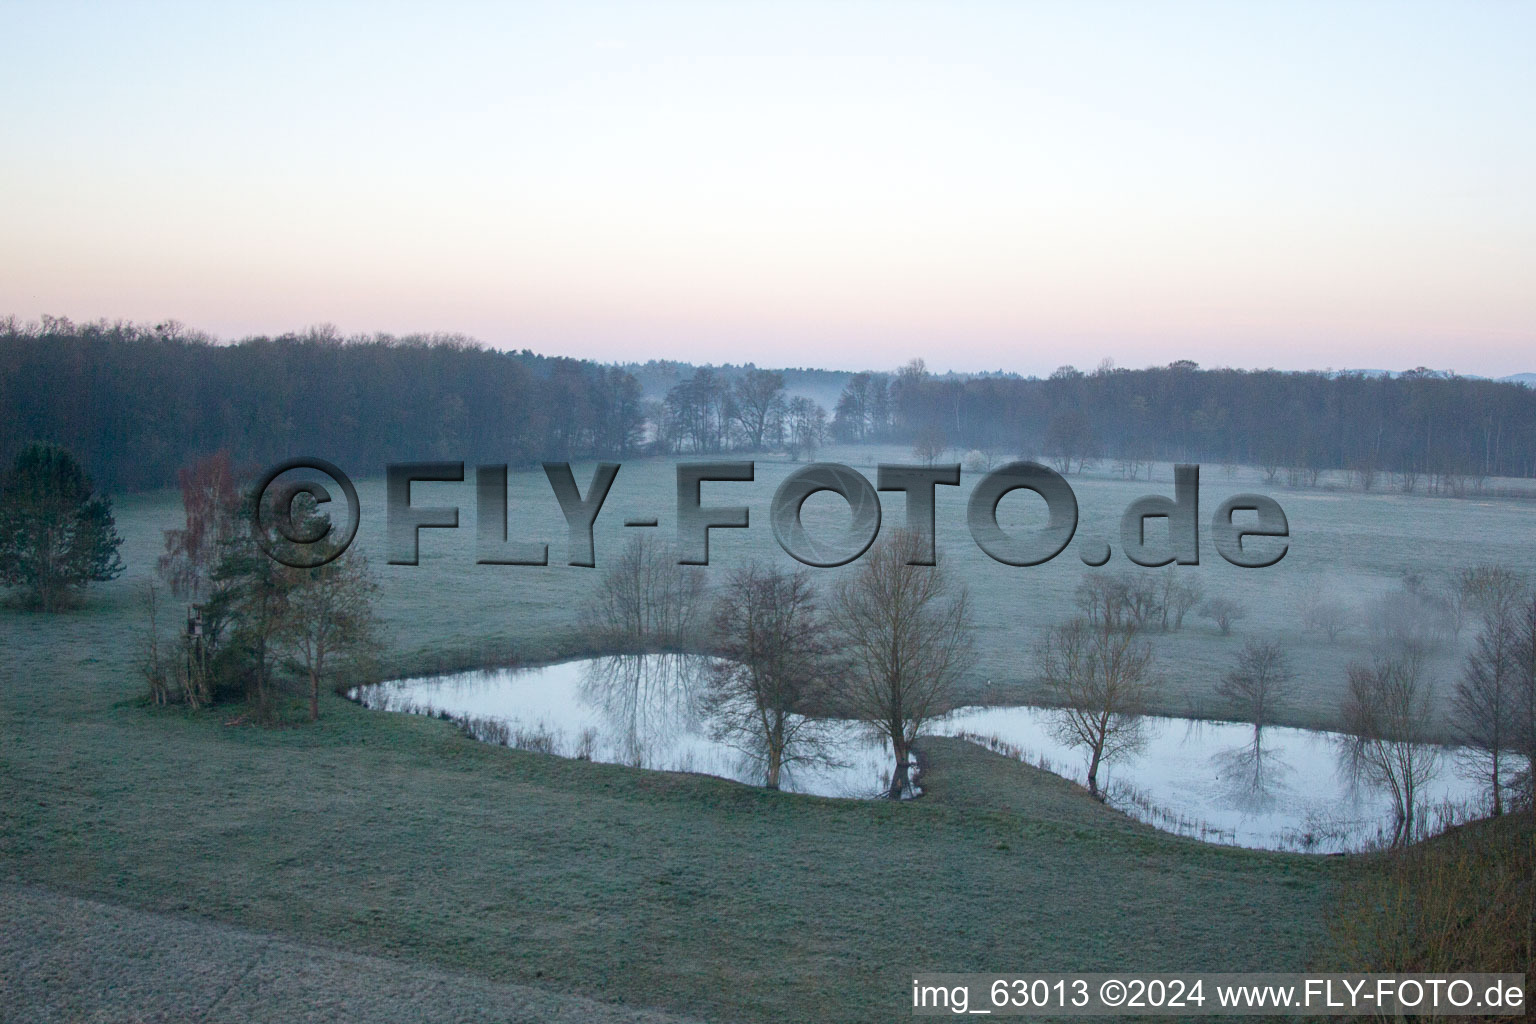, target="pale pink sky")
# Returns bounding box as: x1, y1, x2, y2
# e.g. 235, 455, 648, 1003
2, 2, 1533, 375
